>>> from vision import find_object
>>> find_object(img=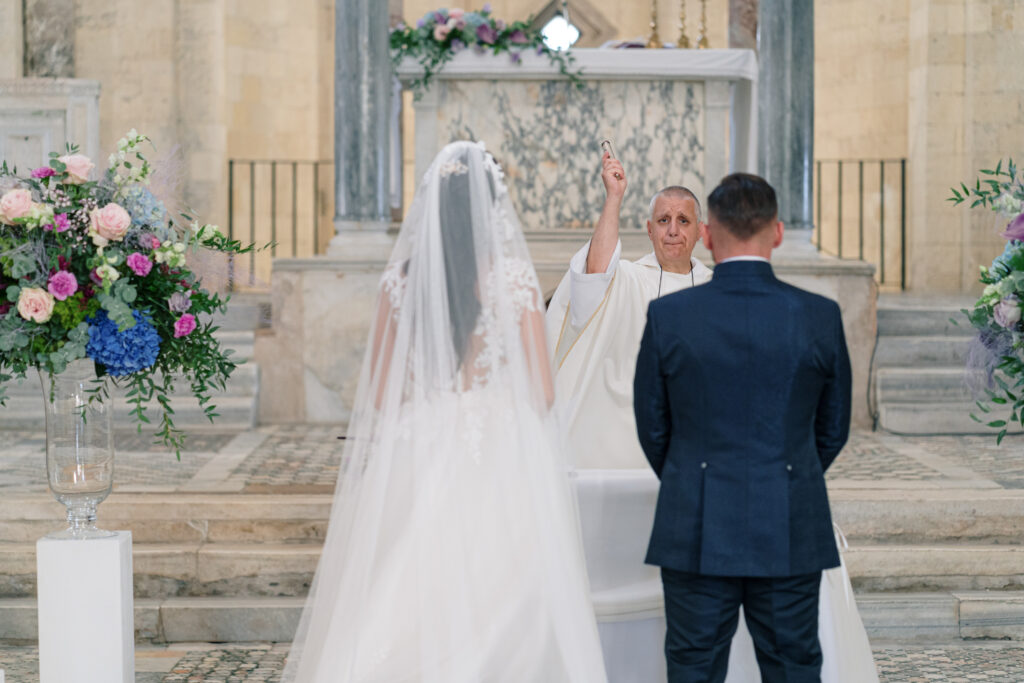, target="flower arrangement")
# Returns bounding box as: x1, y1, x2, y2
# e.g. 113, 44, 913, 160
0, 131, 257, 455
390, 5, 583, 97
950, 159, 1024, 443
